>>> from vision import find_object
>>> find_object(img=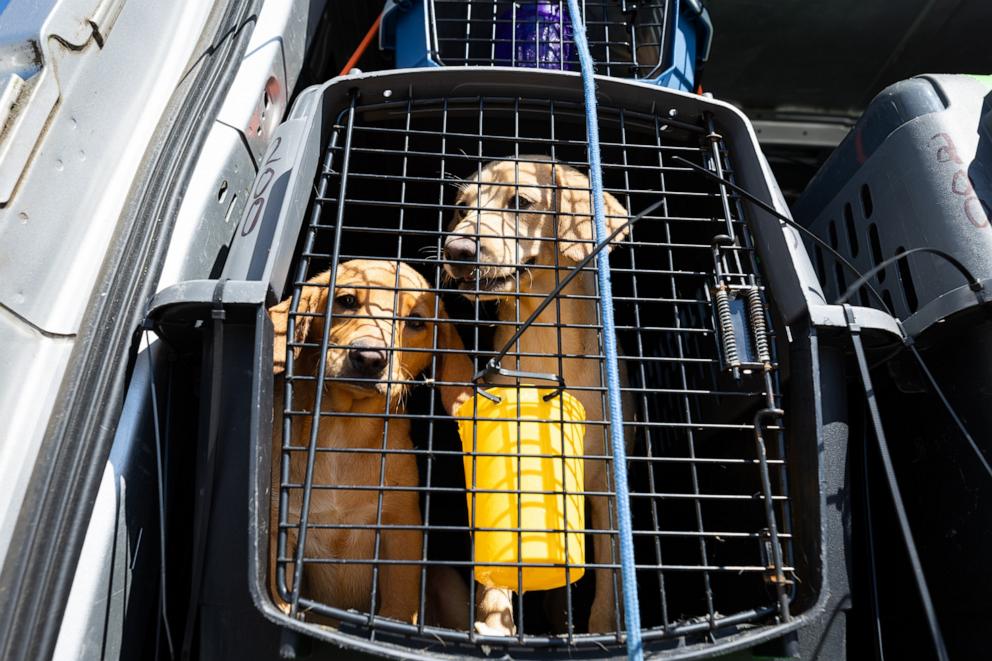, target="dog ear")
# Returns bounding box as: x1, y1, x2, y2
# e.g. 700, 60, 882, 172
434, 305, 474, 417
269, 271, 331, 375
554, 164, 629, 262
